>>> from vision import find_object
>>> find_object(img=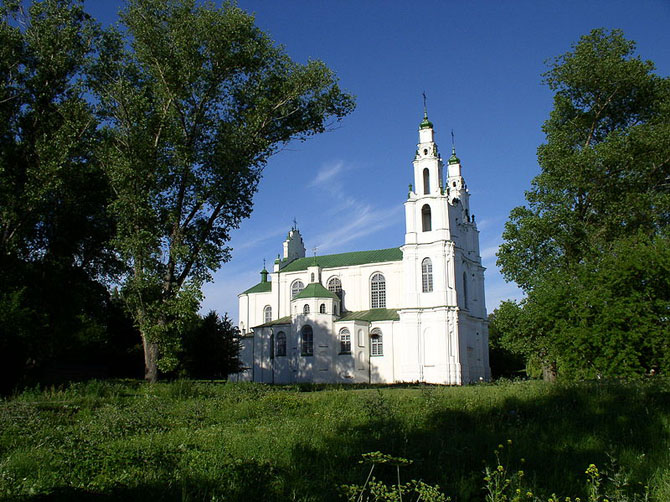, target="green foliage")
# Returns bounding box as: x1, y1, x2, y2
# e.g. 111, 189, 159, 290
86, 0, 355, 379
1, 380, 669, 501
180, 311, 242, 379
496, 29, 670, 379
0, 0, 136, 392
